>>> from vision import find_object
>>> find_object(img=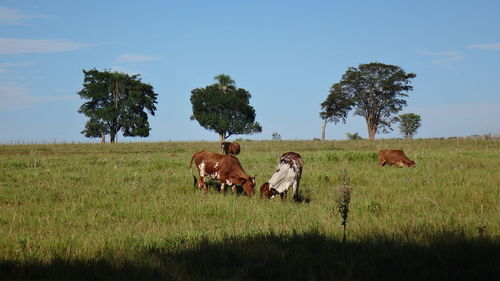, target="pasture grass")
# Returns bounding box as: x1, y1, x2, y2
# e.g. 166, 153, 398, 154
0, 139, 499, 280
